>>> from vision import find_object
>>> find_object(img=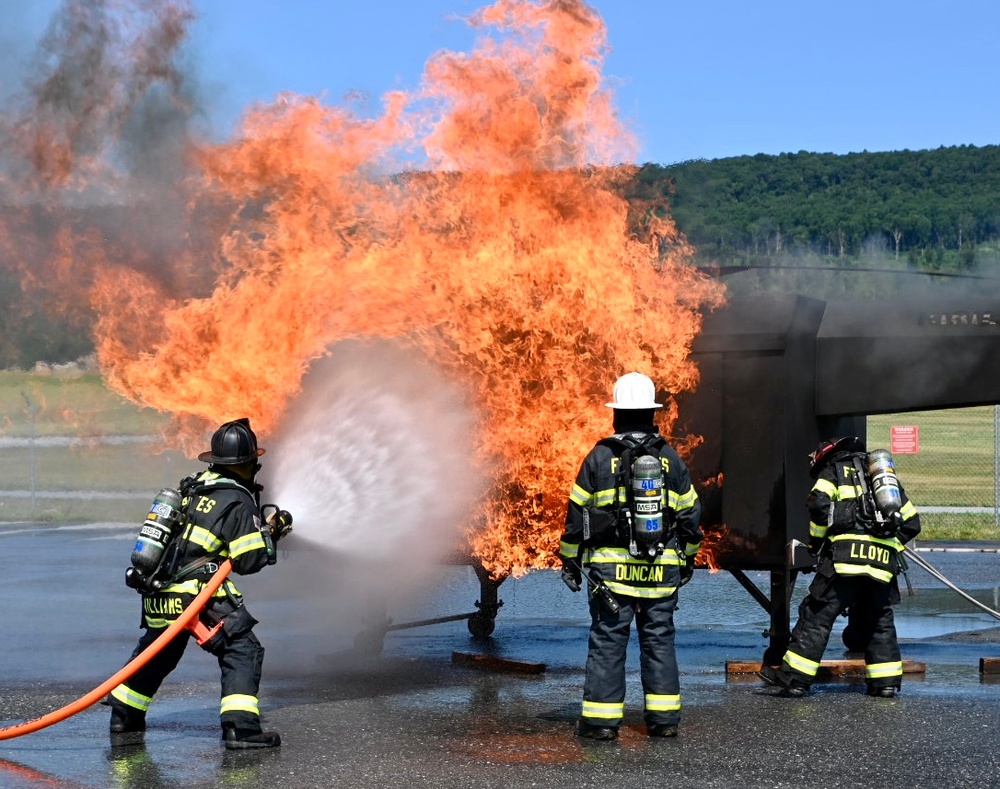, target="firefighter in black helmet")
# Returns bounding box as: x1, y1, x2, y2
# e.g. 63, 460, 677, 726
559, 373, 703, 740
109, 418, 293, 749
759, 436, 921, 698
